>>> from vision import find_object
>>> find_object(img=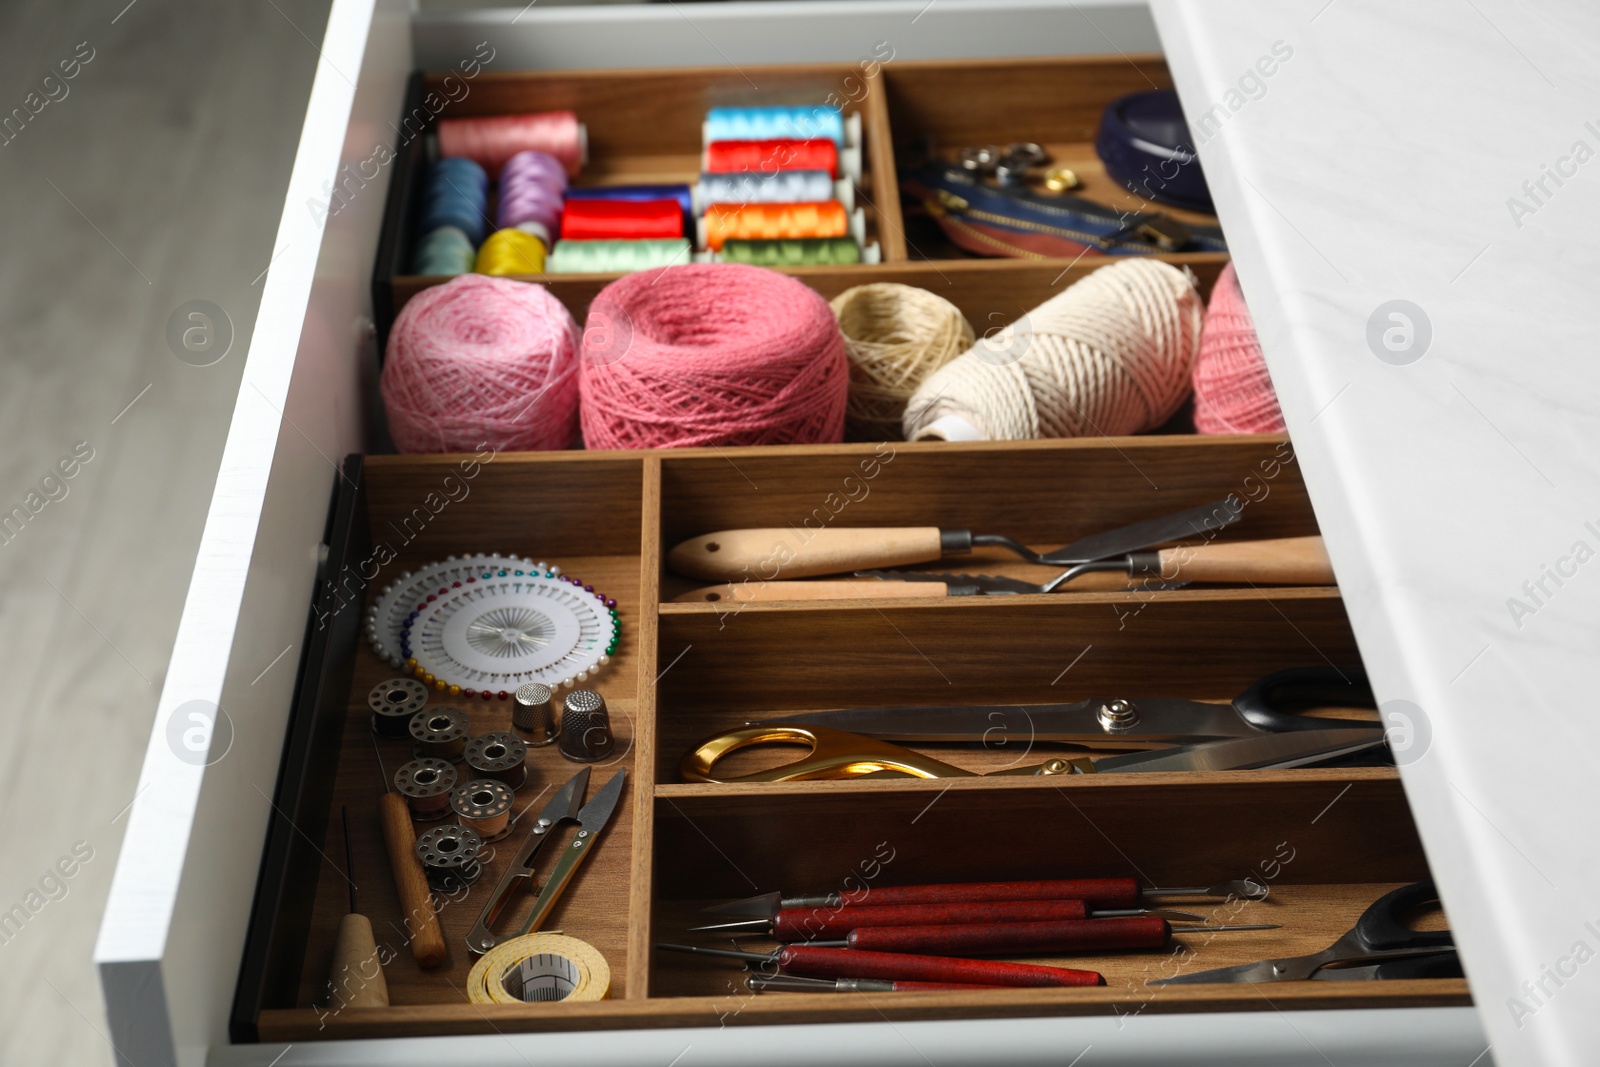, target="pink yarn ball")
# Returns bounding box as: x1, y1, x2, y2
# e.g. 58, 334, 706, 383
1193, 262, 1287, 434
382, 274, 581, 453
579, 263, 848, 449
